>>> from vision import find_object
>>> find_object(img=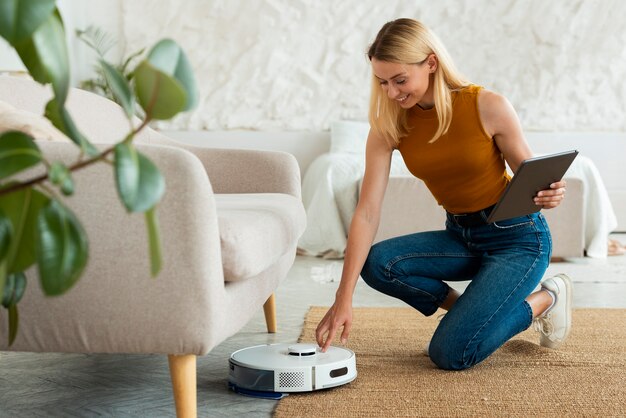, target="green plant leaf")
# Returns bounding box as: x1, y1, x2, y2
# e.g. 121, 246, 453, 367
145, 207, 162, 277
99, 59, 134, 117
0, 260, 6, 313
0, 0, 56, 44
11, 35, 50, 83
13, 11, 69, 106
1, 272, 26, 308
146, 39, 198, 111
0, 212, 11, 256
36, 200, 88, 296
133, 39, 197, 119
49, 162, 74, 196
8, 303, 19, 346
0, 131, 42, 180
1, 272, 14, 308
1, 271, 26, 346
45, 99, 99, 156
75, 25, 116, 59
0, 212, 12, 290
0, 187, 50, 274
134, 61, 187, 120
114, 143, 165, 212
0, 215, 11, 259
121, 47, 145, 73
